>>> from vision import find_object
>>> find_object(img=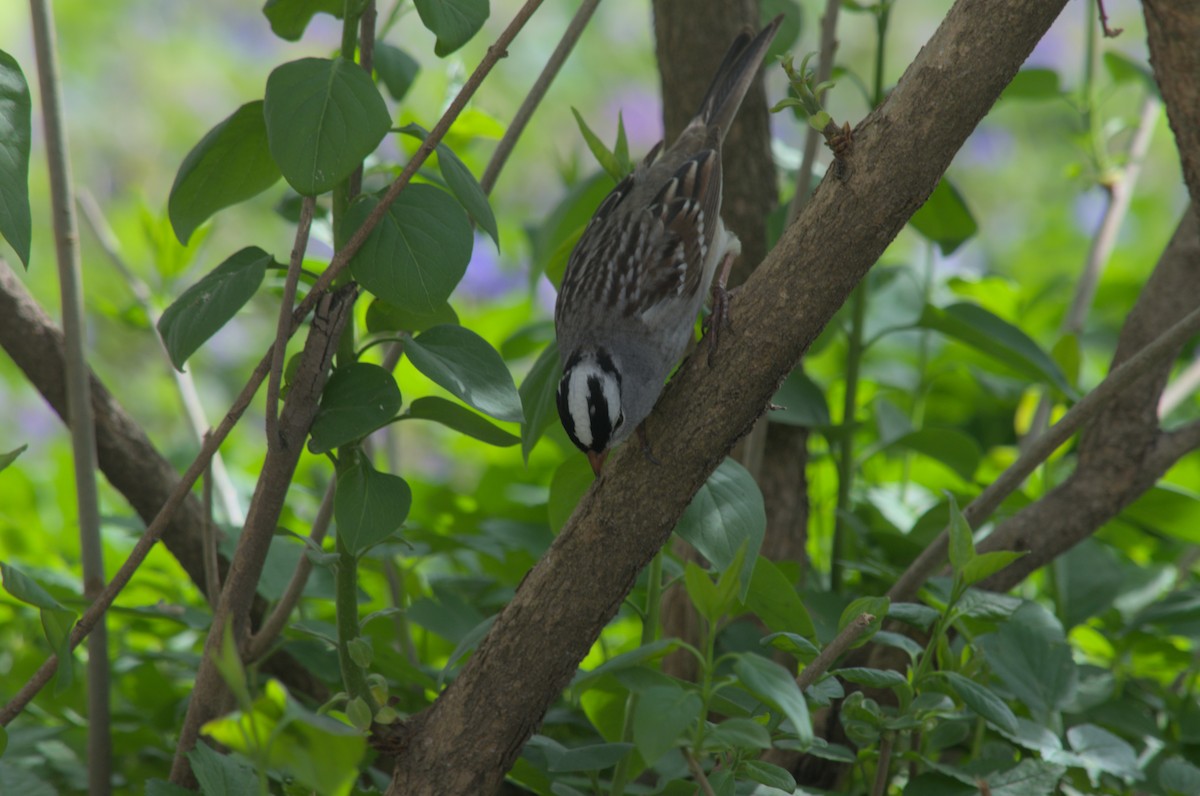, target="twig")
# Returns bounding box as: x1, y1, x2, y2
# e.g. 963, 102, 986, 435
871, 733, 894, 796
1097, 0, 1123, 37
684, 750, 717, 796
796, 612, 873, 691
77, 189, 244, 526
246, 477, 336, 662
480, 0, 602, 195
202, 454, 220, 604
788, 0, 841, 221
266, 195, 315, 450
889, 302, 1200, 603
29, 0, 111, 790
